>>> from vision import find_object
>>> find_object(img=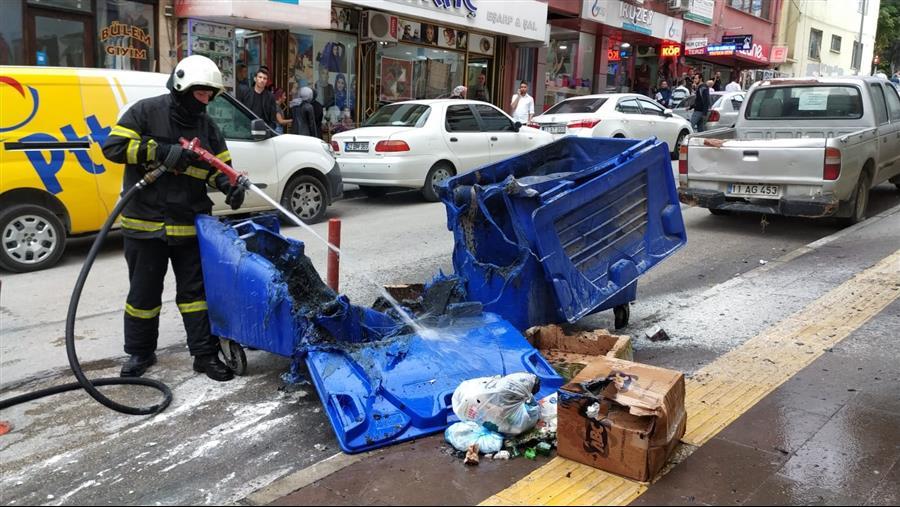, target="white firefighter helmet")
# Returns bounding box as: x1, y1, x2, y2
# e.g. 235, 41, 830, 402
171, 55, 224, 96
